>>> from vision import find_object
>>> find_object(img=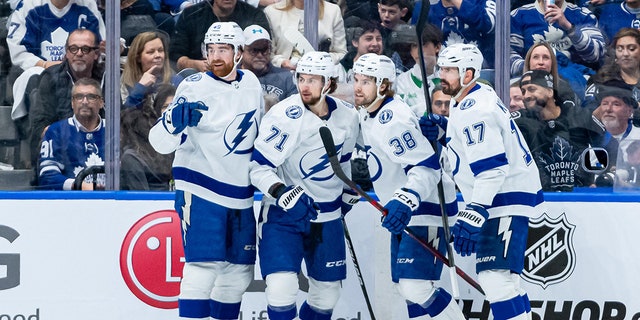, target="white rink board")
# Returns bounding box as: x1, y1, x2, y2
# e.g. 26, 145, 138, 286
0, 192, 639, 320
